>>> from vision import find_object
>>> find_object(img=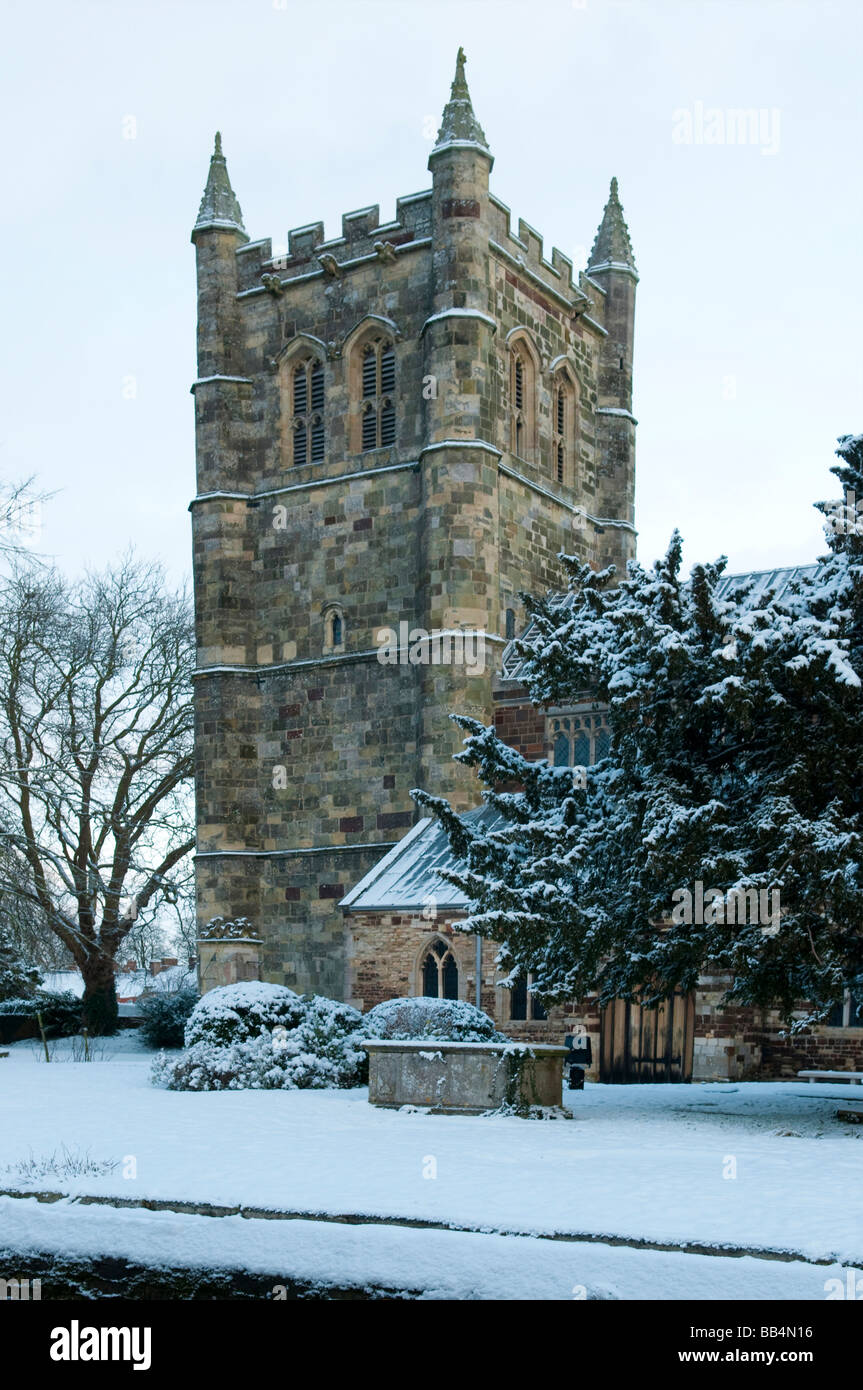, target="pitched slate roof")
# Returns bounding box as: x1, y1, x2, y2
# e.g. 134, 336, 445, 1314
500, 564, 822, 682
341, 805, 503, 912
